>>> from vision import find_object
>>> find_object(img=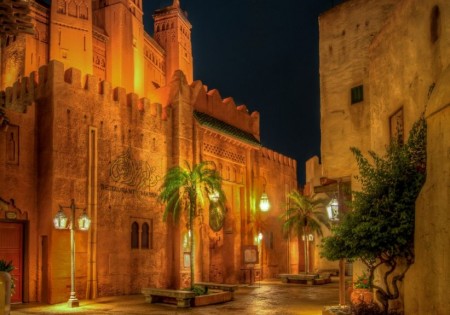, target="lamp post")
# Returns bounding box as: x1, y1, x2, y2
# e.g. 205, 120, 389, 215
53, 199, 91, 308
326, 191, 345, 306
